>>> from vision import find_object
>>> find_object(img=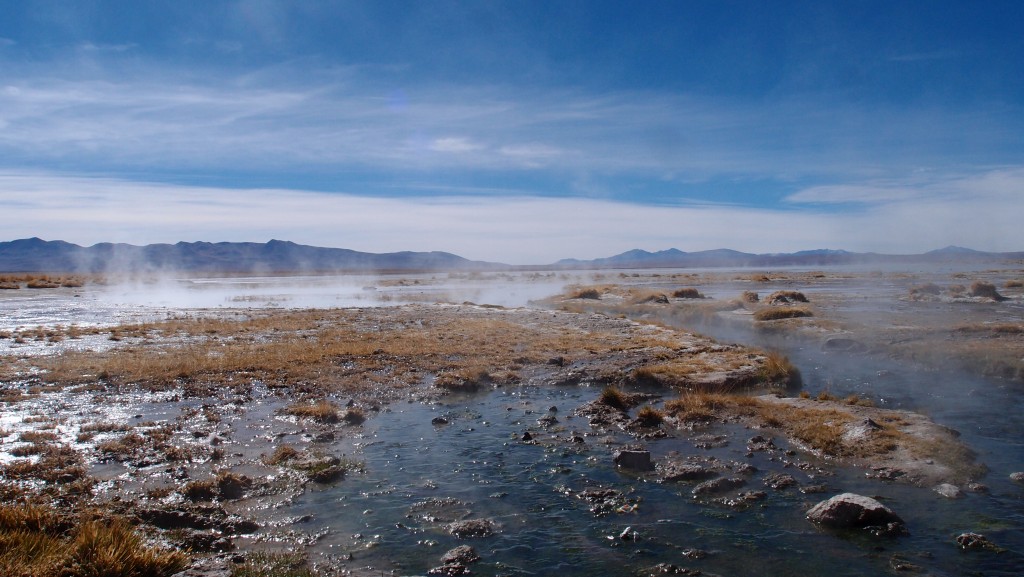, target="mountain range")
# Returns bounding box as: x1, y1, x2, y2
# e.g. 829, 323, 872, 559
554, 246, 1024, 268
0, 238, 1021, 273
0, 238, 496, 274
